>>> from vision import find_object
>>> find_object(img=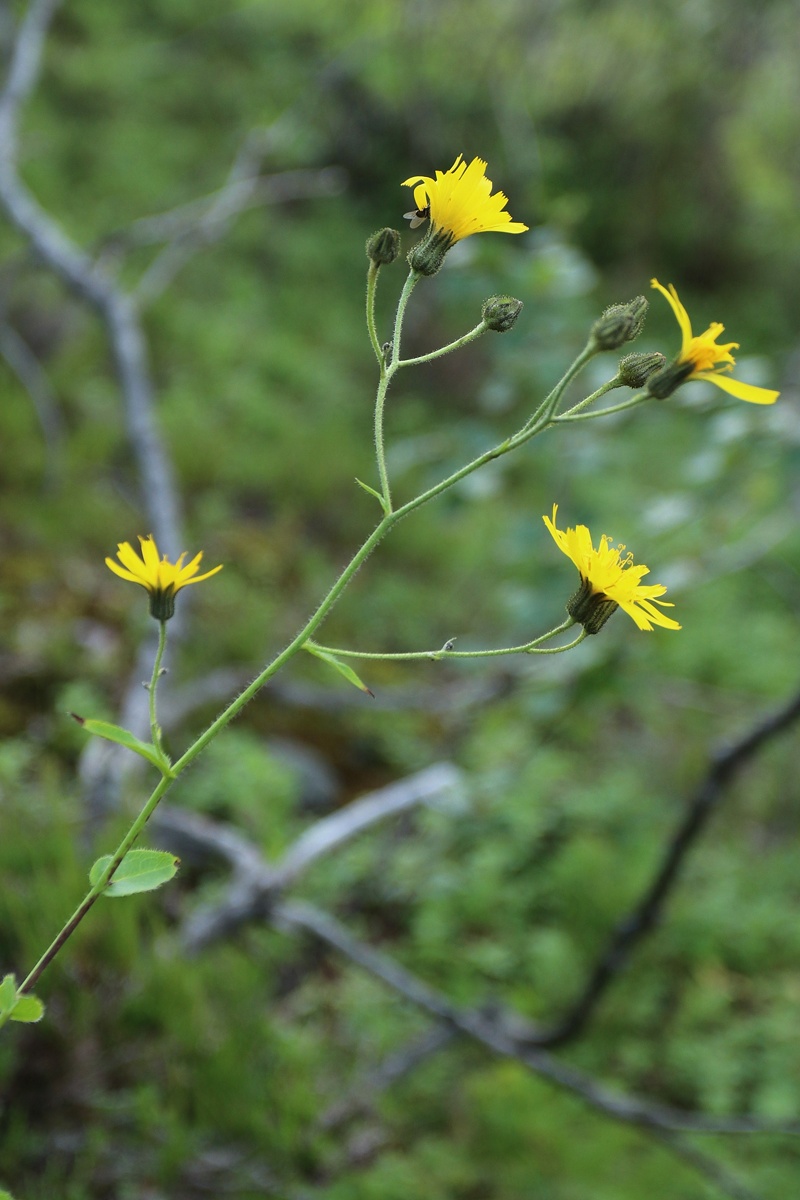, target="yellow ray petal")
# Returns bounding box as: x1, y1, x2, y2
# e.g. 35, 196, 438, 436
704, 372, 780, 405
